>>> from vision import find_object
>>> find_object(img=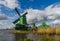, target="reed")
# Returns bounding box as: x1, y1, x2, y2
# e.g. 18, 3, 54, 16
45, 28, 55, 35
37, 28, 55, 35
11, 28, 60, 35
55, 28, 60, 35
37, 28, 46, 35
